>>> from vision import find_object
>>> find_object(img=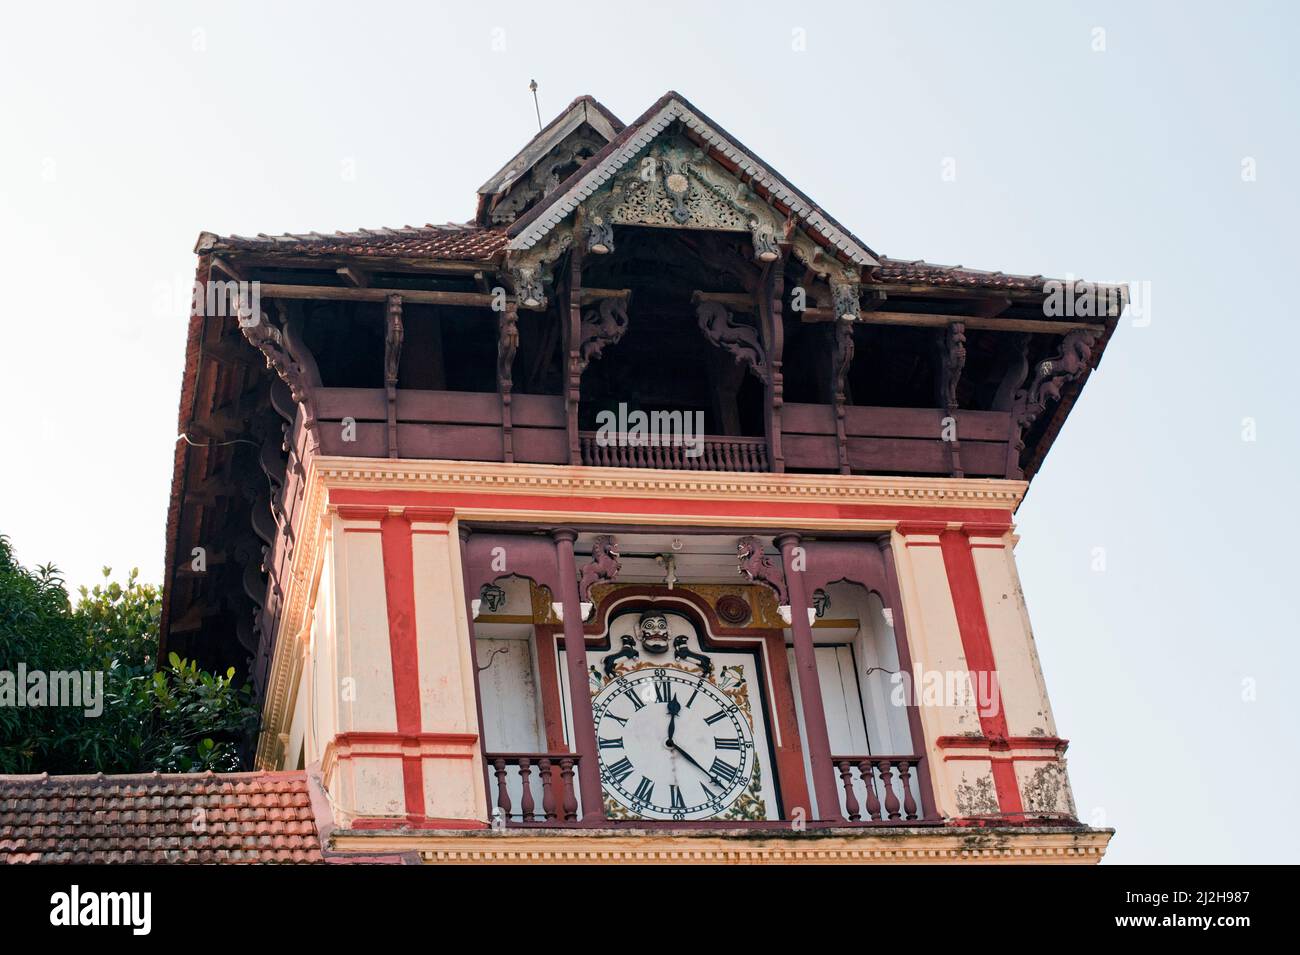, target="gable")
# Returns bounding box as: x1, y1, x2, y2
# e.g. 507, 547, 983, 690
507, 93, 878, 271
